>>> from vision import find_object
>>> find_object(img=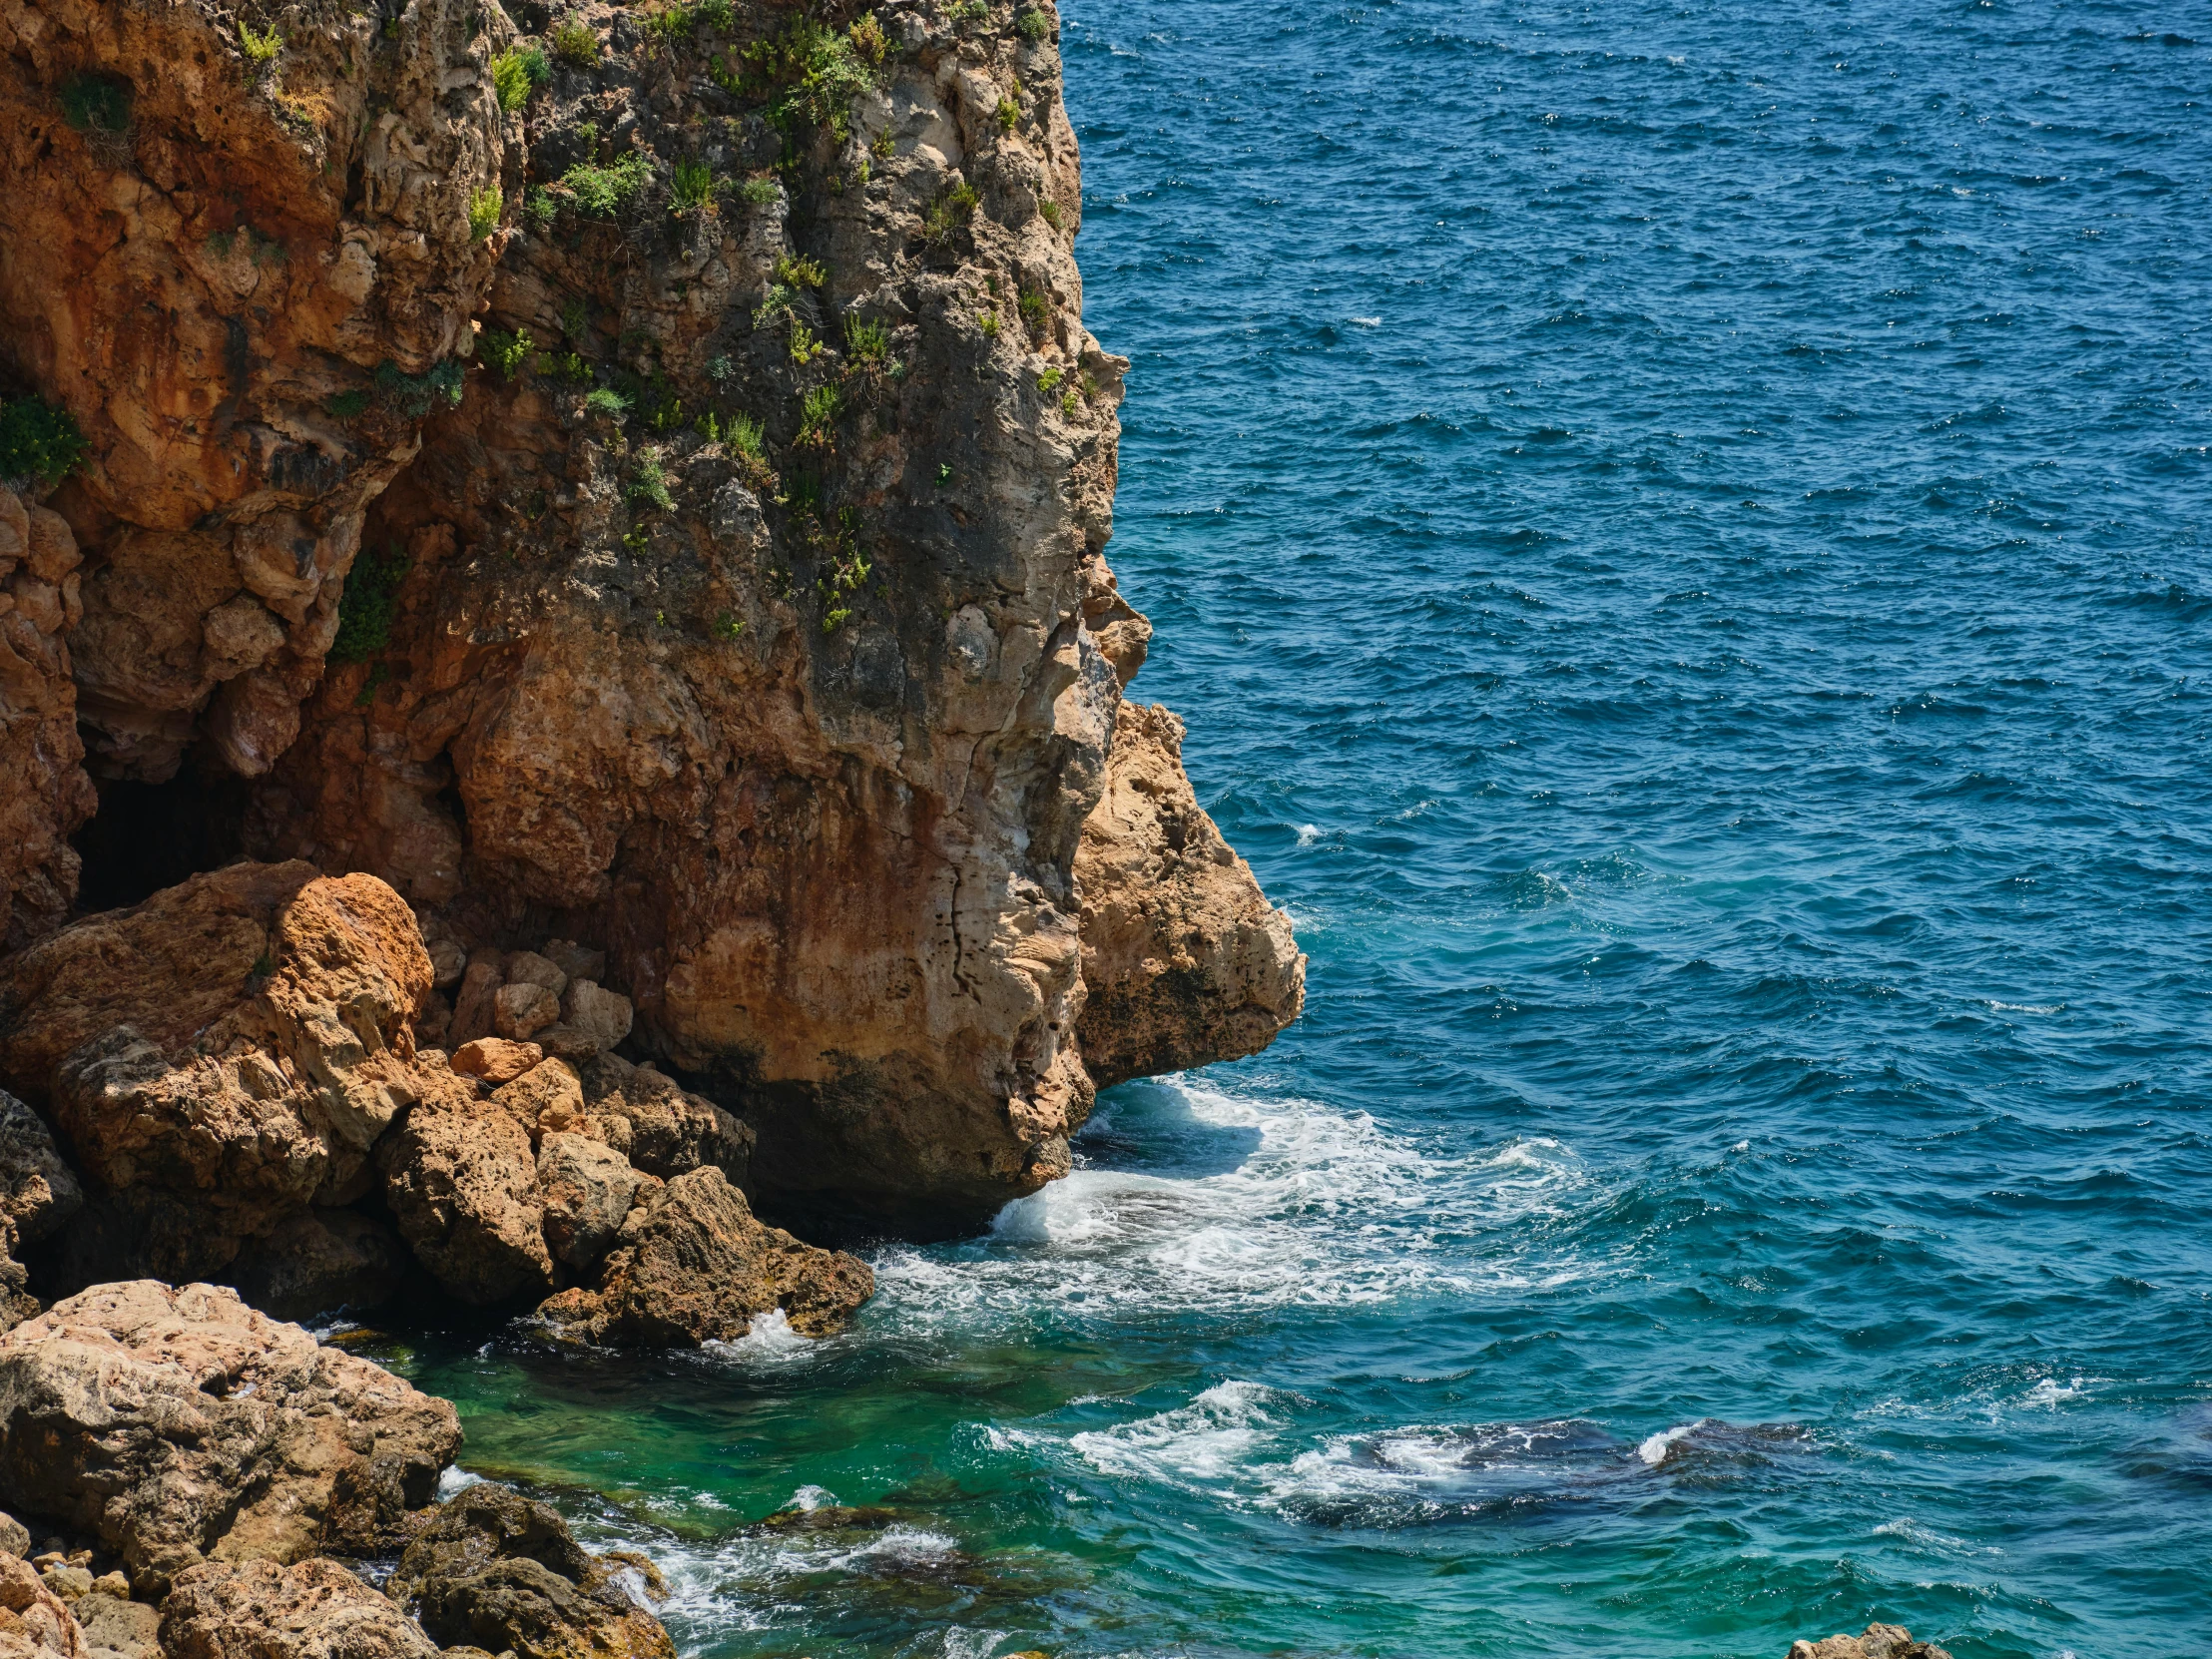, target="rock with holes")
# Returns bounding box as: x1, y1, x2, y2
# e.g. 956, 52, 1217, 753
0, 1552, 83, 1656
159, 1557, 438, 1659
0, 1092, 80, 1247
536, 1136, 653, 1272
0, 1281, 457, 1596
65, 1591, 156, 1659
537, 1168, 870, 1348
577, 1056, 752, 1185
385, 1481, 672, 1659
1786, 1627, 1953, 1659
449, 1038, 542, 1085
377, 1087, 553, 1305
